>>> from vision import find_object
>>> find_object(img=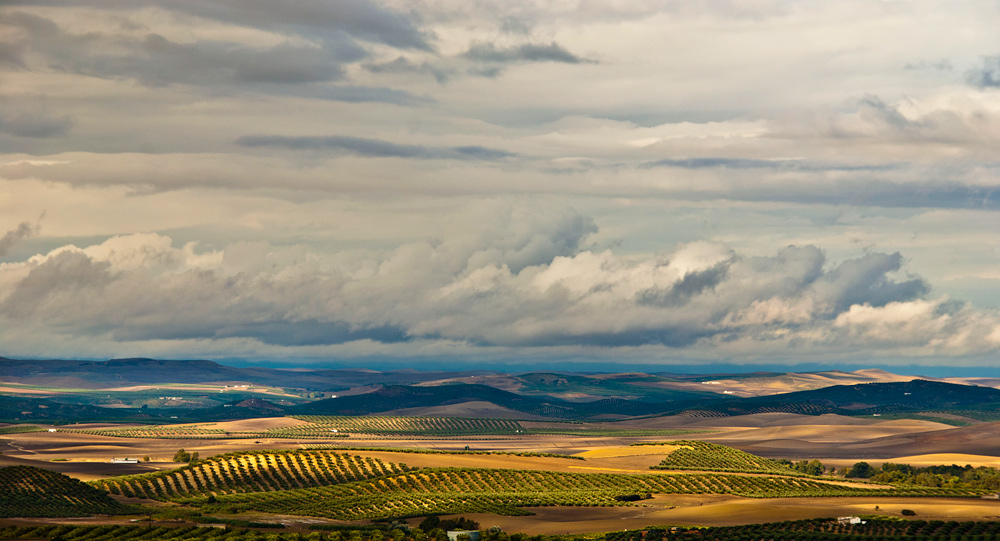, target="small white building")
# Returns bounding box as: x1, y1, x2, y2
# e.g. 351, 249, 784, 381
837, 516, 865, 525
111, 457, 139, 464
